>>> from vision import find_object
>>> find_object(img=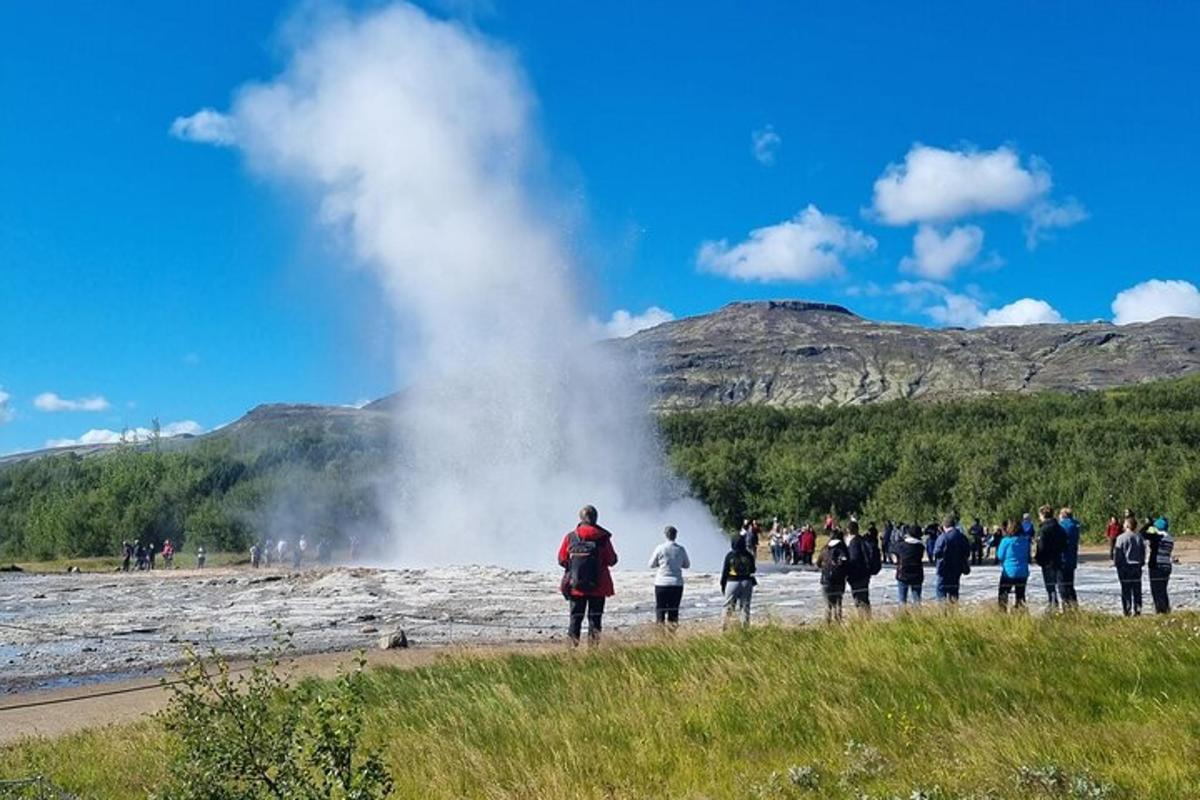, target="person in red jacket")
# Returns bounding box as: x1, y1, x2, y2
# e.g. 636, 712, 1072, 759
557, 504, 619, 646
